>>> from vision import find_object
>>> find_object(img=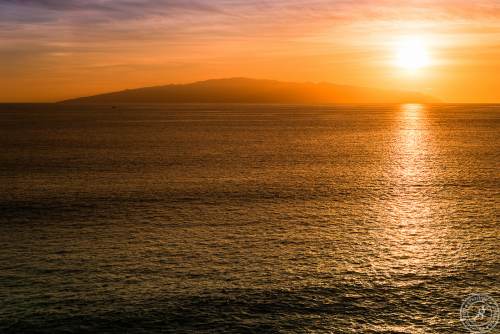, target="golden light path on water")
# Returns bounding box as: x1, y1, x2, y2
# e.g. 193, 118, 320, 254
387, 104, 439, 271
364, 104, 467, 333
